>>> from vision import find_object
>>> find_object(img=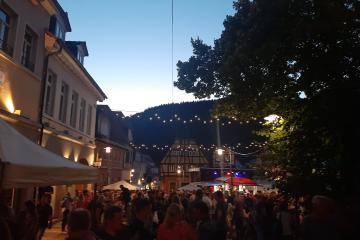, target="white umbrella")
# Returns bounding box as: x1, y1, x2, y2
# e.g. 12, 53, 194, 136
0, 119, 99, 188
102, 180, 139, 191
